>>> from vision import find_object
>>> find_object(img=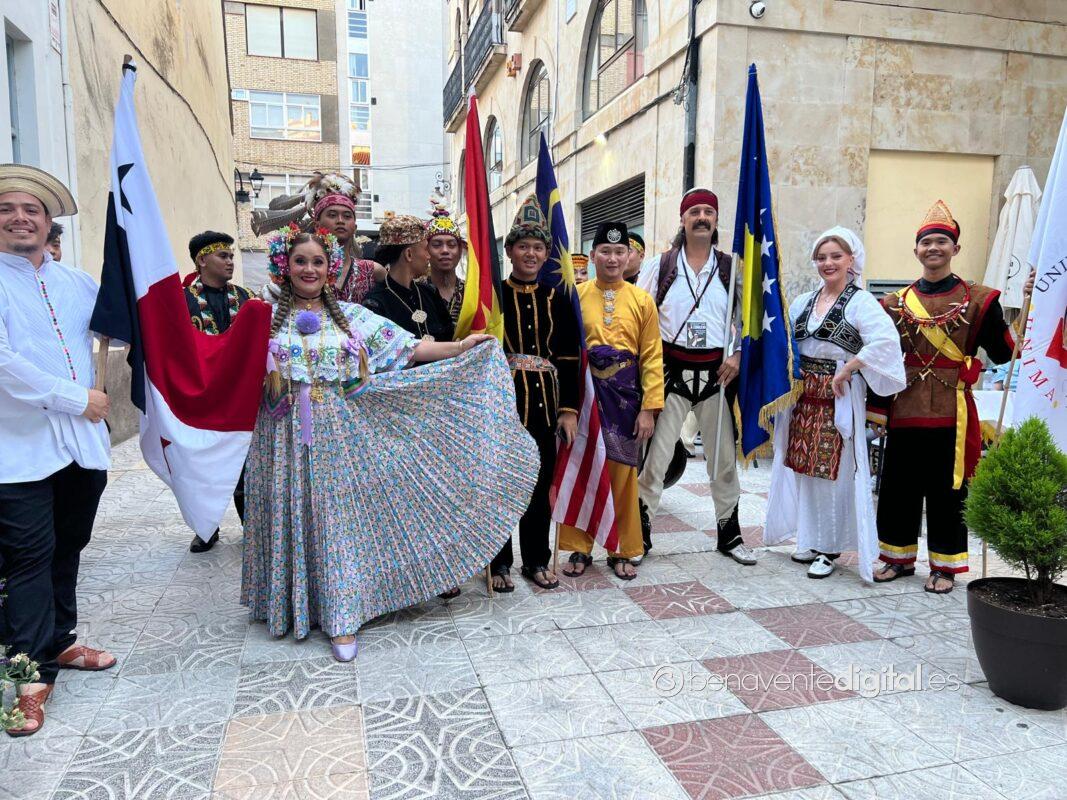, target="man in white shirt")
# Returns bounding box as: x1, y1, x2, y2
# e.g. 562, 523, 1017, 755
636, 187, 755, 566
0, 164, 115, 737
